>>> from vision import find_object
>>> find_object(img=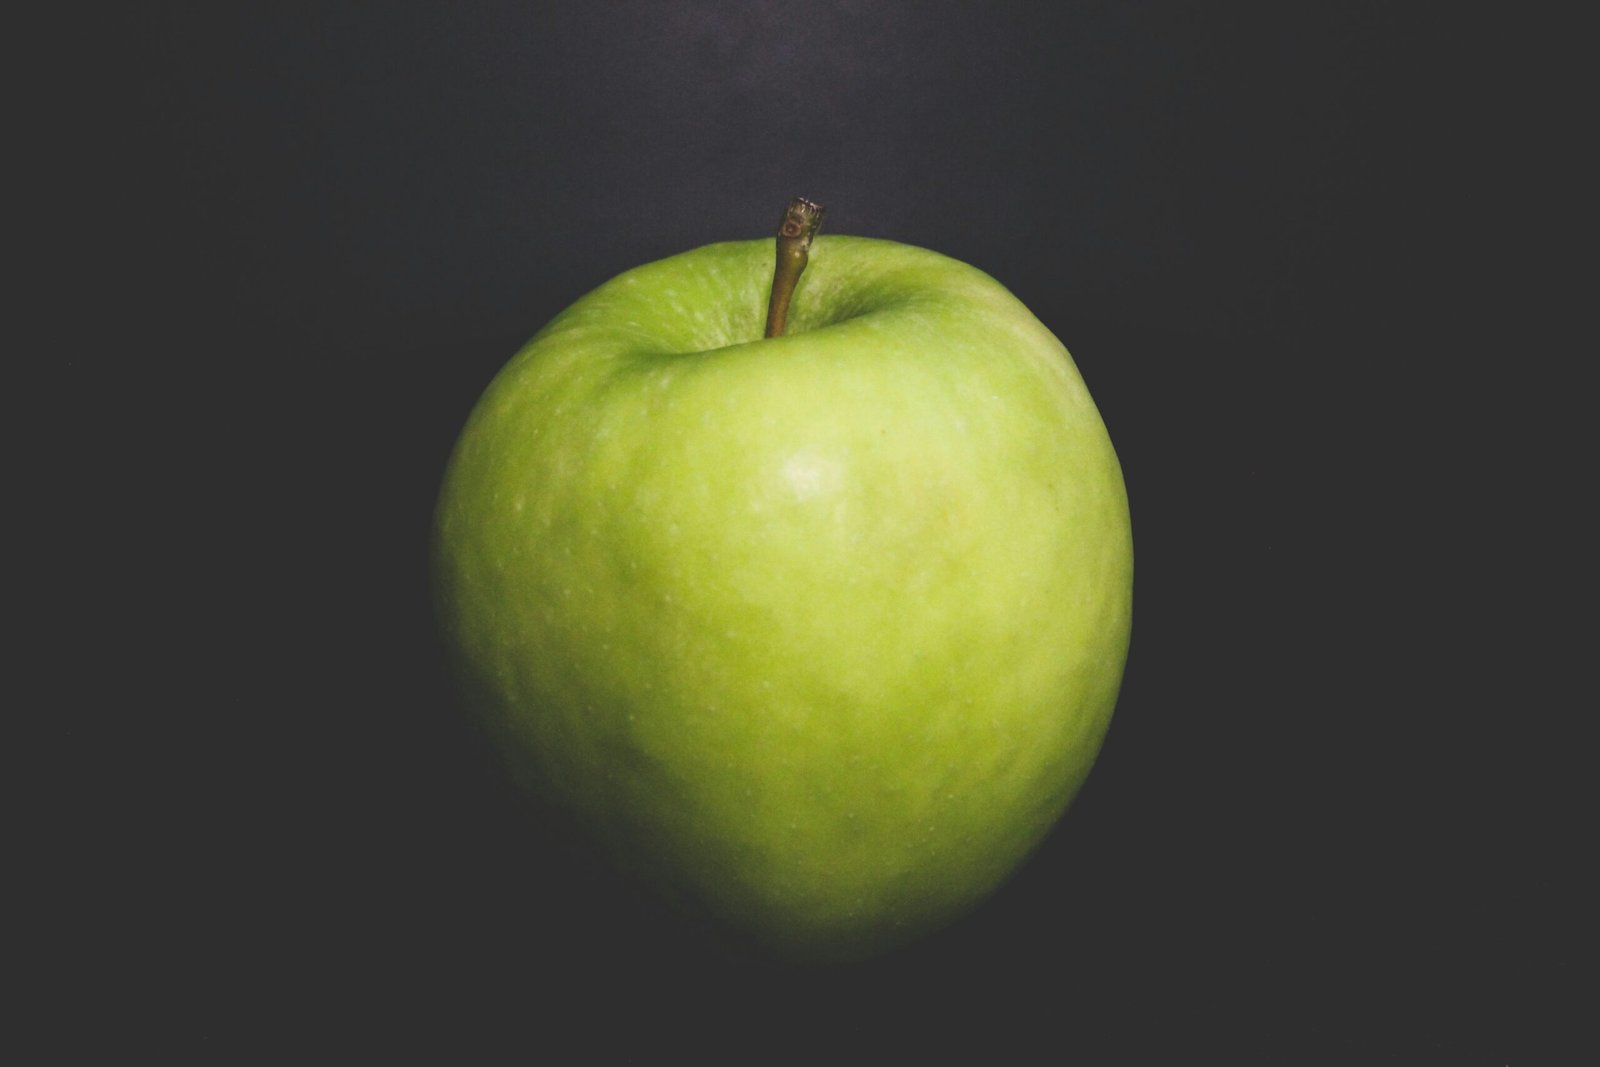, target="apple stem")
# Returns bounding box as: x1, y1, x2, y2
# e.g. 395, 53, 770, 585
764, 197, 826, 338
